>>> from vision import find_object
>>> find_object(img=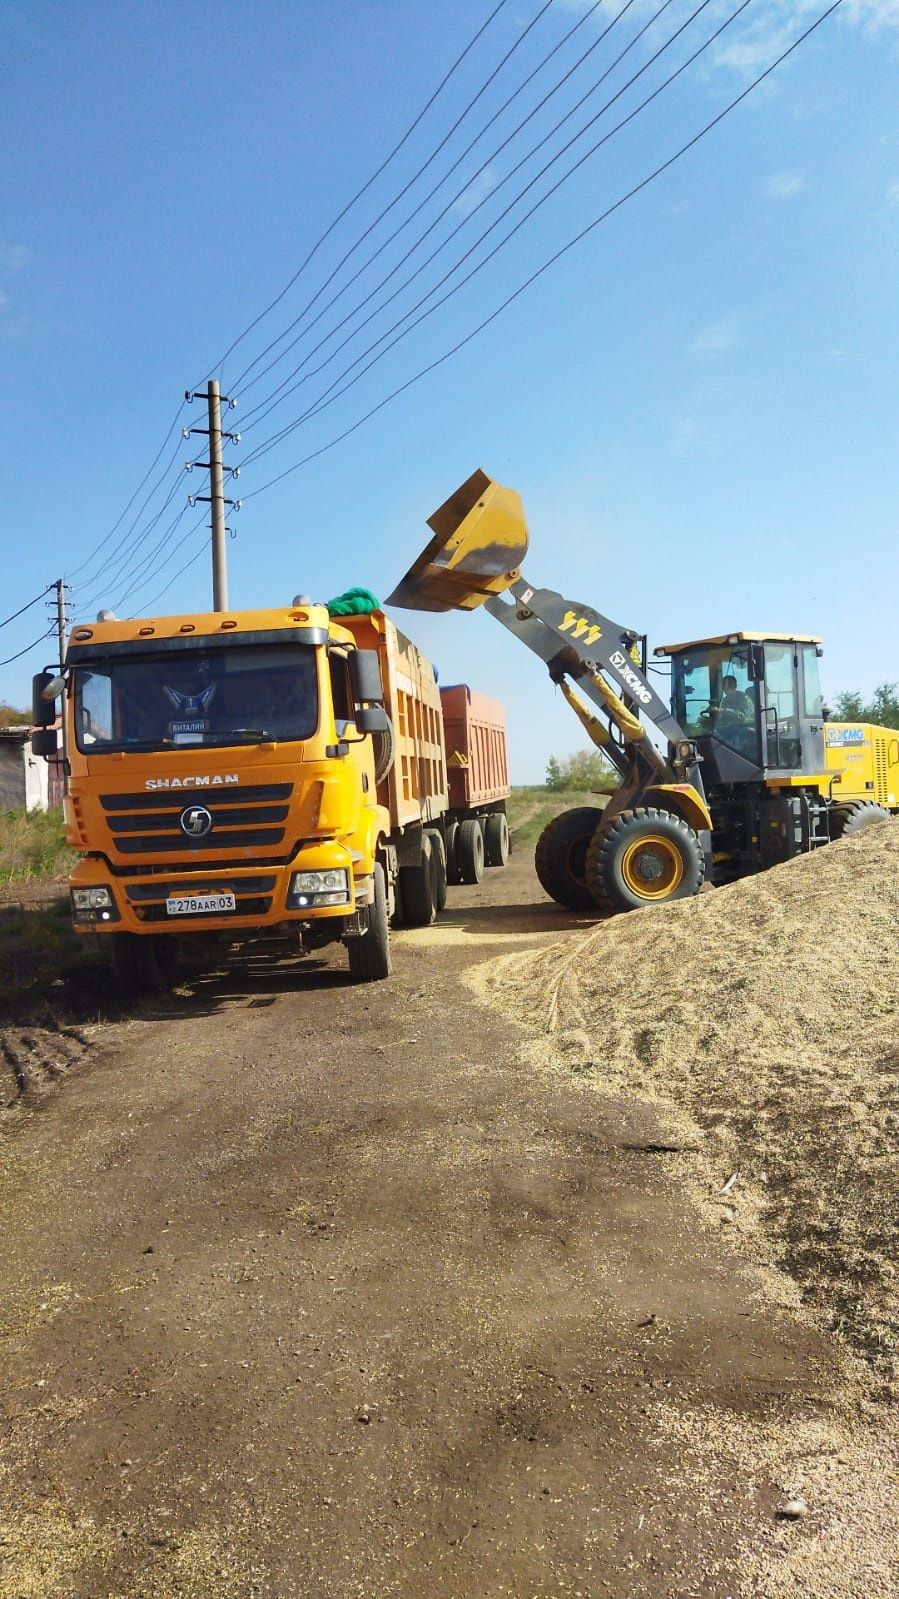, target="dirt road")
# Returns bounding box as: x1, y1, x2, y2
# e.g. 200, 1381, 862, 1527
0, 854, 886, 1597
